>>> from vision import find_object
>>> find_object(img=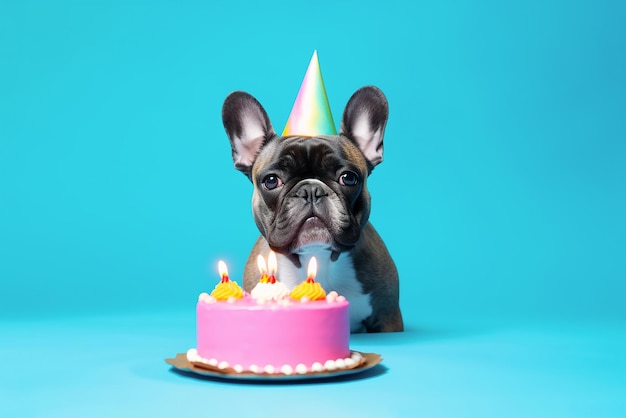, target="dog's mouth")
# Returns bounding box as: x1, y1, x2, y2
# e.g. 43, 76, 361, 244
276, 216, 342, 267
291, 216, 333, 249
